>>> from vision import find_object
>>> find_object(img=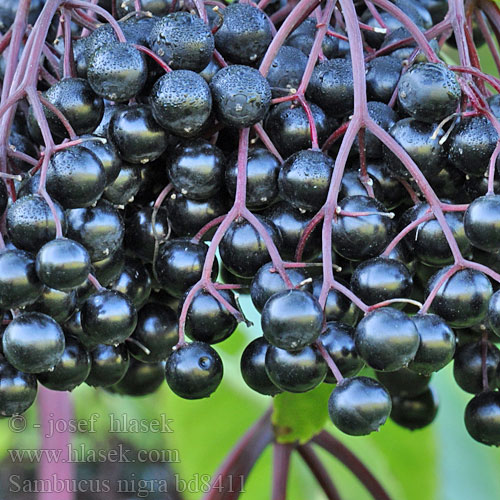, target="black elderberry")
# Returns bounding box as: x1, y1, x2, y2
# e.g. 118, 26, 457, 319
219, 216, 281, 279
397, 63, 461, 123
149, 12, 214, 72
262, 289, 323, 351
167, 140, 225, 200
165, 341, 223, 399
355, 307, 420, 372
128, 302, 178, 363
328, 376, 392, 436
210, 65, 272, 129
390, 387, 439, 430
37, 336, 91, 391
265, 344, 327, 393
278, 149, 334, 212
215, 3, 272, 65
265, 102, 335, 158
108, 105, 168, 165
150, 70, 212, 138
3, 312, 65, 374
87, 42, 148, 102
85, 343, 130, 387
241, 337, 281, 396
